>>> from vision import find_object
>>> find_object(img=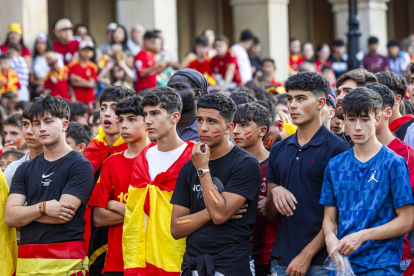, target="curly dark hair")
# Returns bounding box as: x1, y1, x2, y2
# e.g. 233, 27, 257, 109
115, 95, 144, 117
66, 121, 93, 146
375, 71, 408, 98
342, 87, 383, 117
366, 83, 394, 110
99, 85, 136, 105
141, 86, 183, 114
197, 93, 237, 123
229, 90, 255, 105
284, 71, 330, 98
234, 102, 271, 140
29, 95, 70, 121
